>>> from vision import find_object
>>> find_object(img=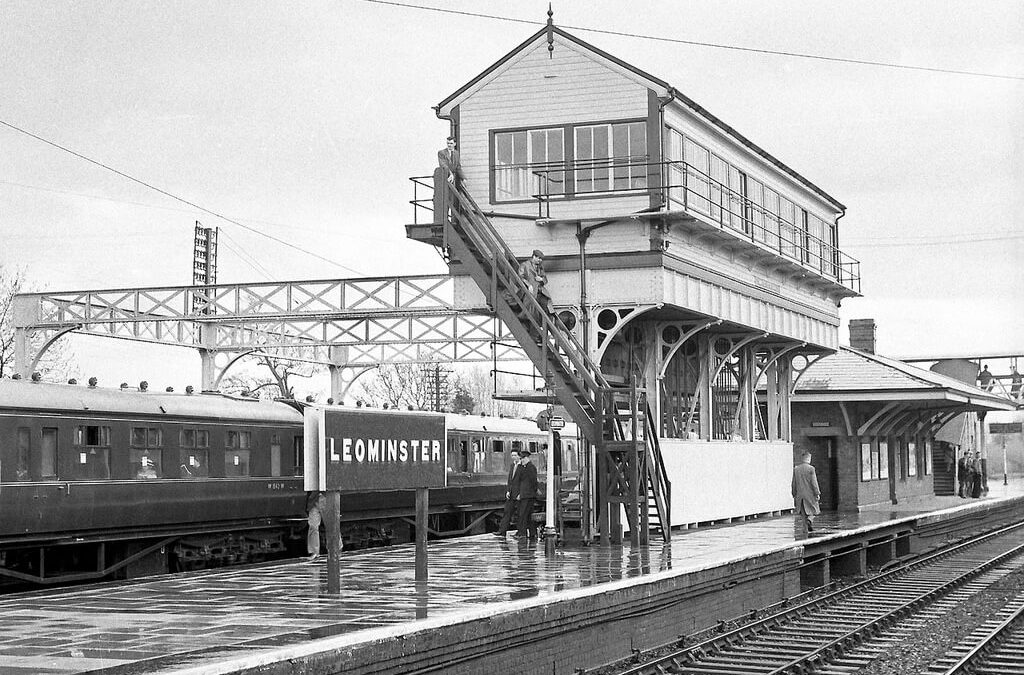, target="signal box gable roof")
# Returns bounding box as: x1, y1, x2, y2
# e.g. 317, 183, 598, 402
436, 22, 845, 211
0, 379, 304, 424
793, 346, 1017, 411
